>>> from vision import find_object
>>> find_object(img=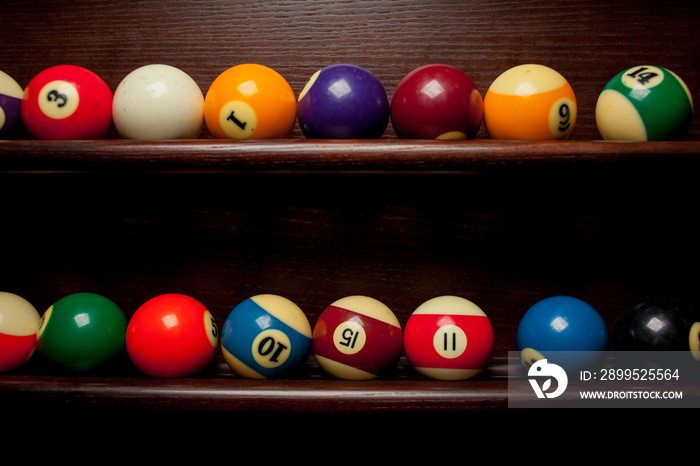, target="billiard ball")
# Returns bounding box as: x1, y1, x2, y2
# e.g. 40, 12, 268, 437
390, 64, 483, 139
203, 64, 296, 139
21, 65, 113, 140
484, 64, 577, 140
596, 65, 693, 141
312, 295, 403, 380
0, 292, 41, 373
221, 294, 312, 379
0, 70, 24, 137
36, 292, 127, 373
403, 296, 494, 381
112, 64, 204, 139
297, 64, 390, 139
126, 293, 218, 377
516, 296, 608, 372
611, 296, 700, 360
